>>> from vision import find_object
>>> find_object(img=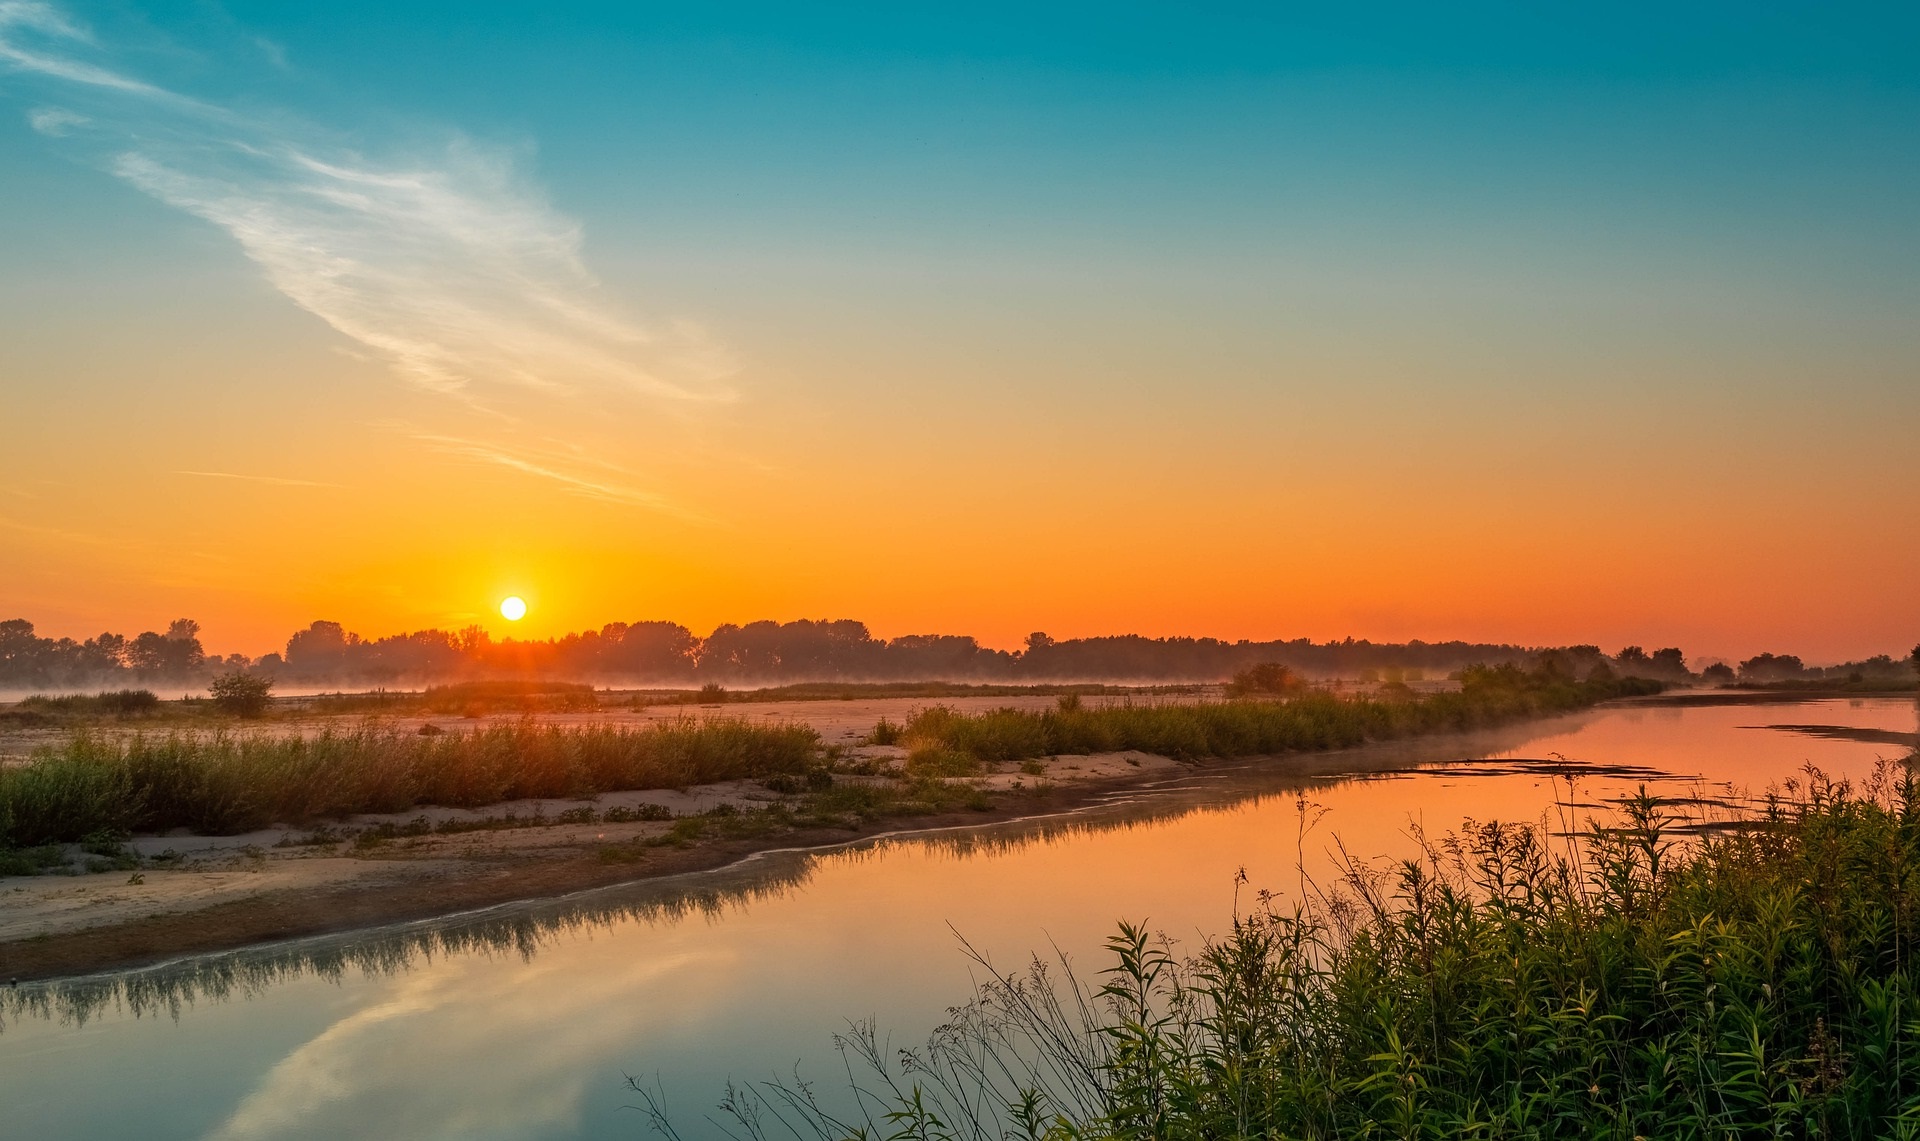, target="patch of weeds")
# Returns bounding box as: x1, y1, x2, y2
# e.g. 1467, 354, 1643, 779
0, 844, 70, 876
648, 817, 709, 848
644, 805, 793, 847
79, 830, 139, 871
1020, 759, 1048, 776
869, 718, 904, 746
276, 825, 343, 848
80, 830, 129, 858
554, 806, 597, 825
355, 815, 437, 844
762, 767, 836, 795
601, 804, 673, 823
596, 842, 649, 864
906, 744, 983, 778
